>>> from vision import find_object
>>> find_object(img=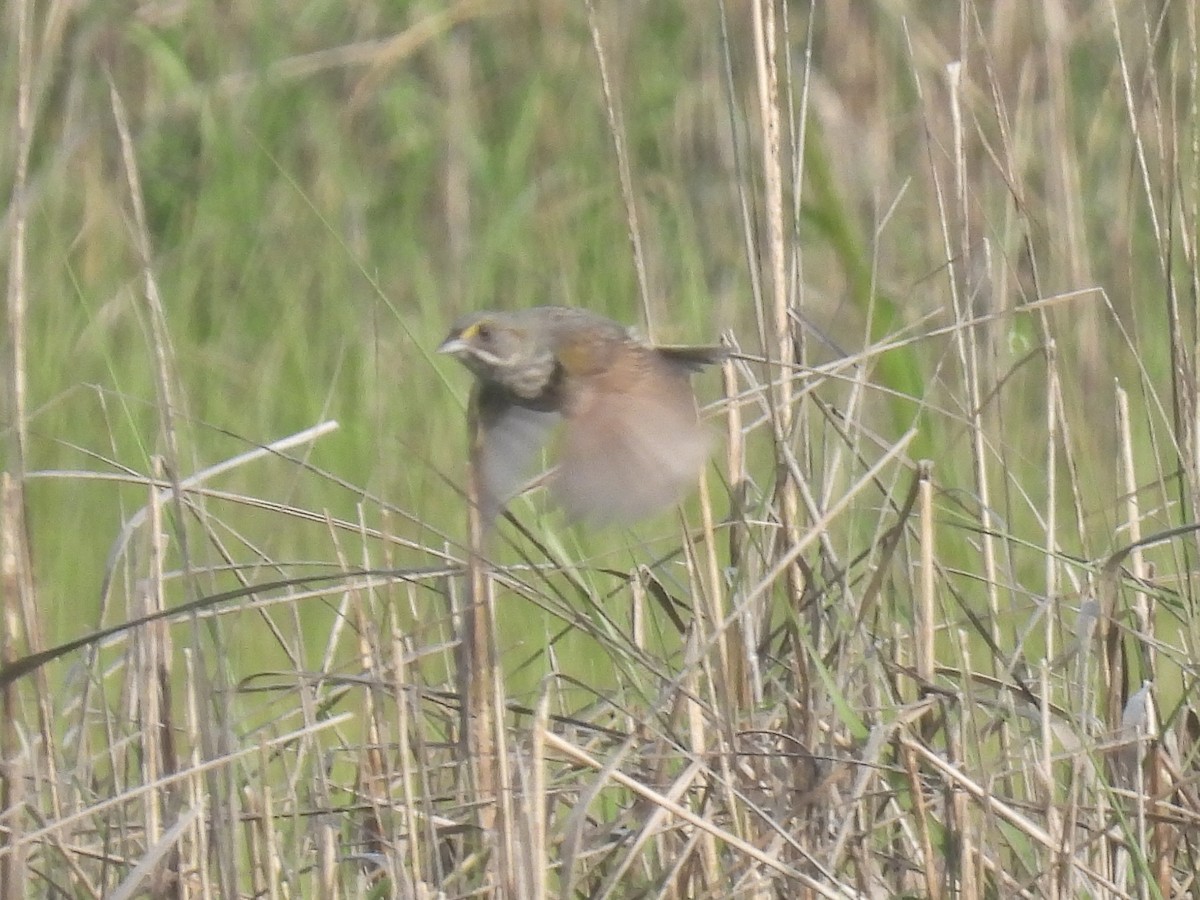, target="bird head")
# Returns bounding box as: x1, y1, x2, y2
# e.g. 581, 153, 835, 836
438, 311, 558, 400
